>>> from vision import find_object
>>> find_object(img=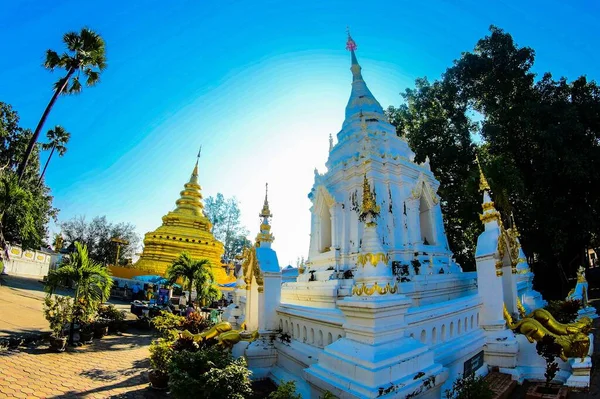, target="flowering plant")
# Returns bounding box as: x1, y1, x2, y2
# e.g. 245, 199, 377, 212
43, 296, 73, 338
